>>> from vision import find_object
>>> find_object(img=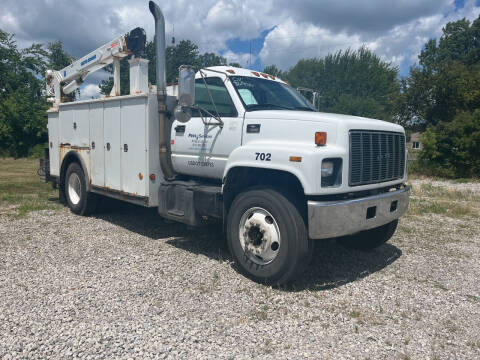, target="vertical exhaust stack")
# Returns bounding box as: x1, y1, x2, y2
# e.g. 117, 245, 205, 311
149, 1, 176, 180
